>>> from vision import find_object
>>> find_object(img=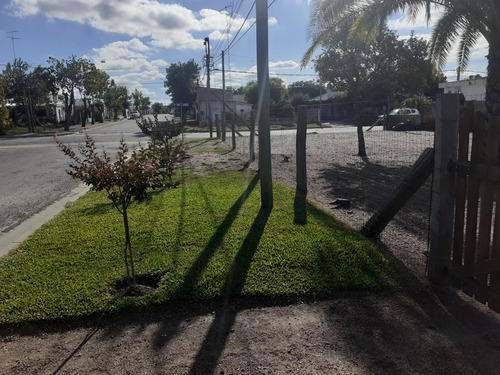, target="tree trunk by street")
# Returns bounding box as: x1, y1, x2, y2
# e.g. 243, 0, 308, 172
82, 98, 87, 127
354, 102, 366, 157
63, 93, 71, 132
